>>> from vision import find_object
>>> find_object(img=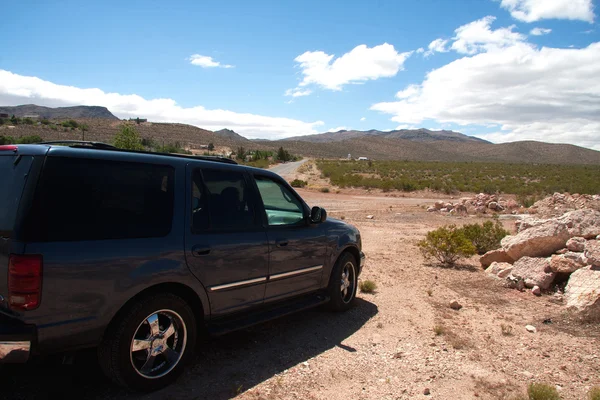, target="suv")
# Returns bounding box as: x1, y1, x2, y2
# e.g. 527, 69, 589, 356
0, 142, 364, 391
